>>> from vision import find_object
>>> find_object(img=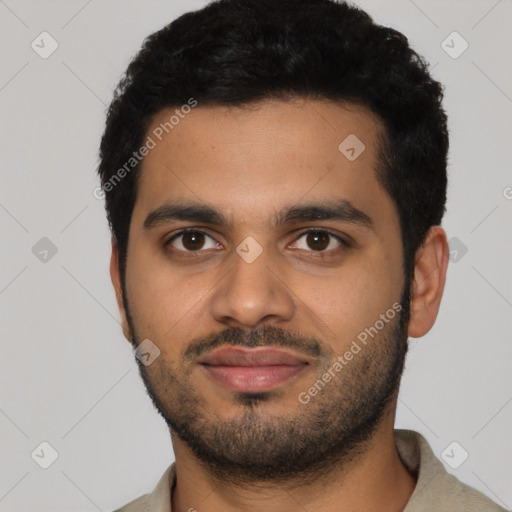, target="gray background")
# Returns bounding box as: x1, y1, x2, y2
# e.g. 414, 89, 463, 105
1, 0, 511, 510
